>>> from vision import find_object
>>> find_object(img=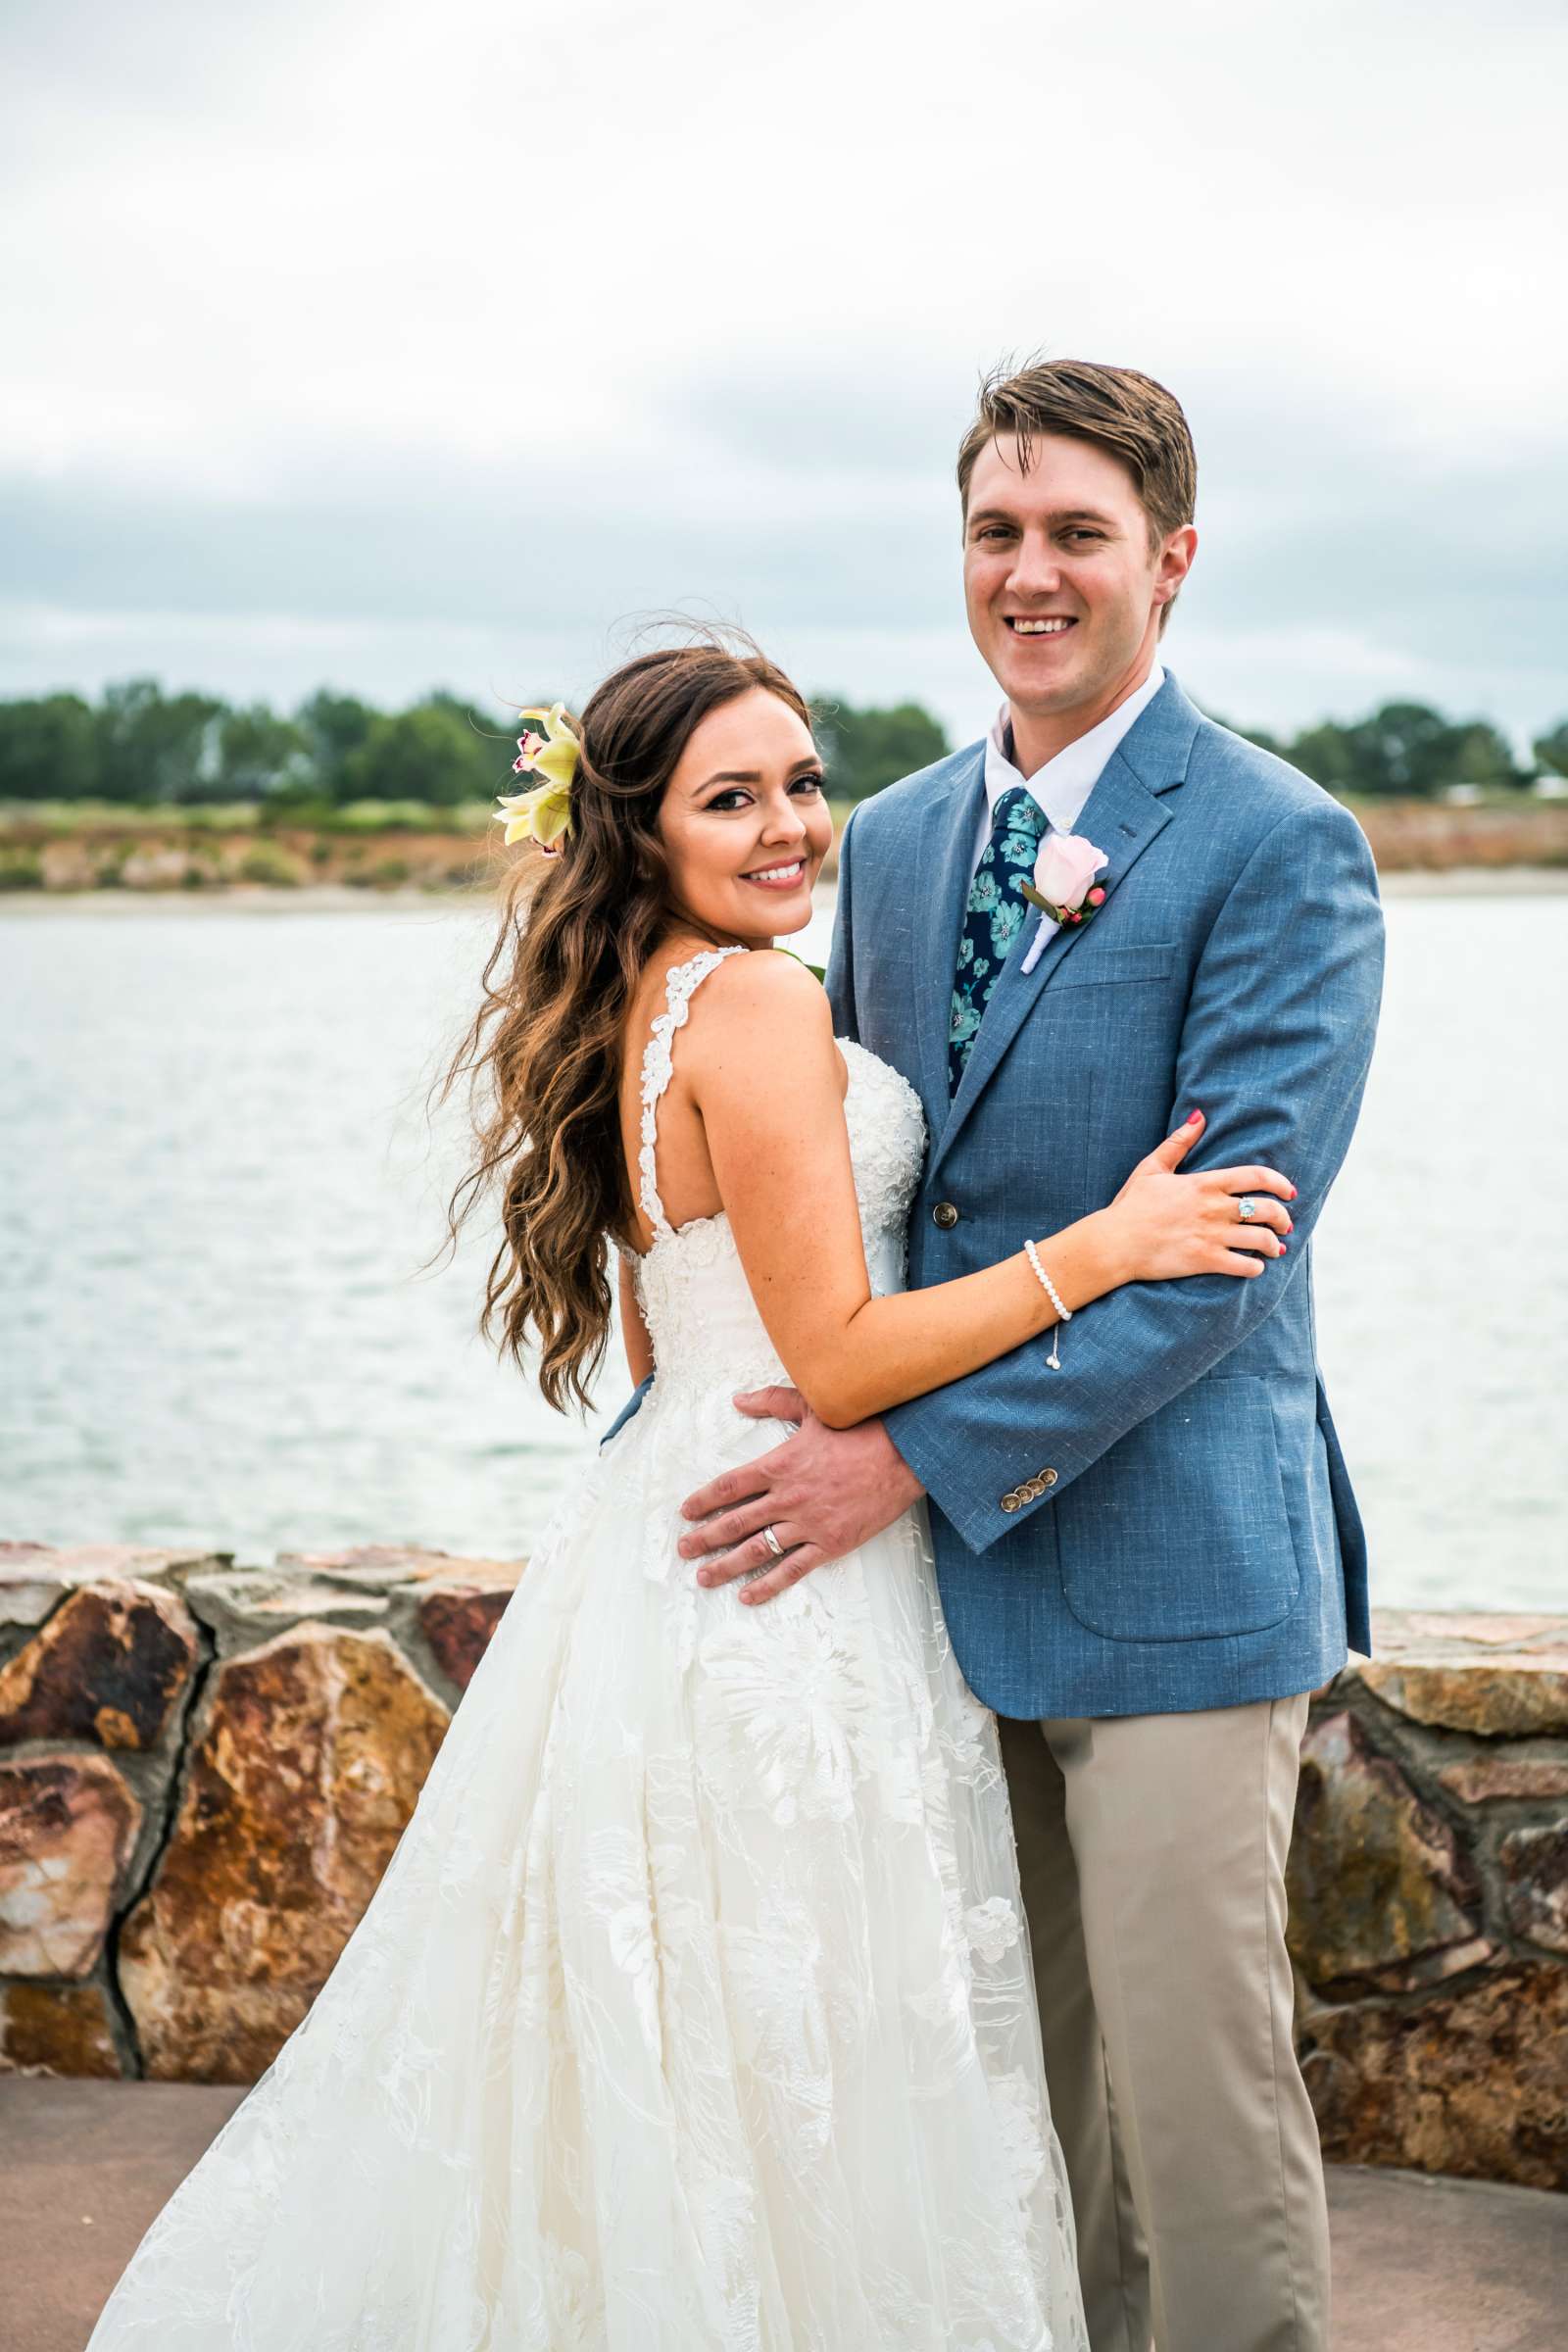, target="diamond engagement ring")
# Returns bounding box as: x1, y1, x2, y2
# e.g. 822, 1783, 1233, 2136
760, 1524, 784, 1558
1238, 1197, 1259, 1222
